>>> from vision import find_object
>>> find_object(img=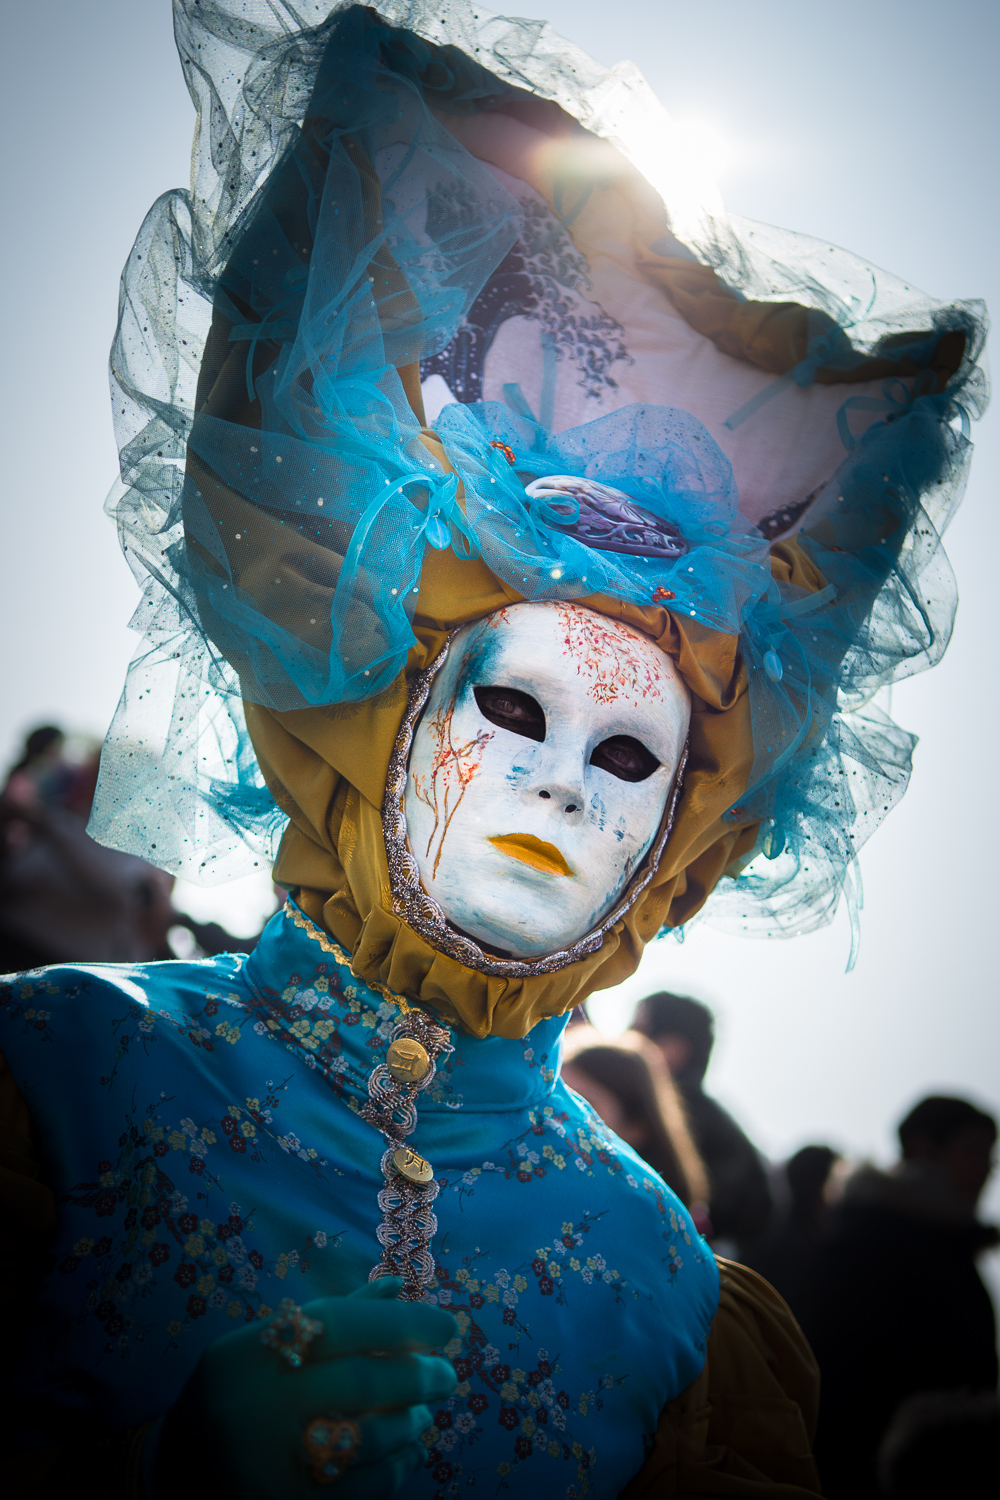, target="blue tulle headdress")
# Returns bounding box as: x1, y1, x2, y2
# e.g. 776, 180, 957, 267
90, 0, 987, 966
